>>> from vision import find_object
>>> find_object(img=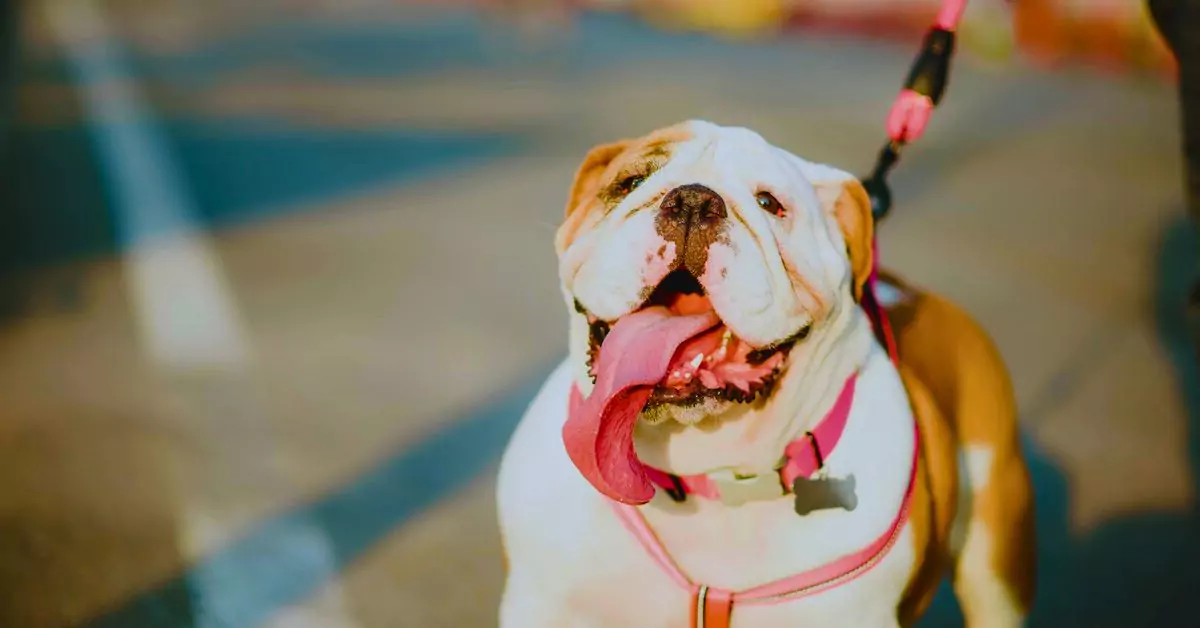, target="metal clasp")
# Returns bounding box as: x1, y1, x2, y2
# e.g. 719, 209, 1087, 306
708, 468, 785, 507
